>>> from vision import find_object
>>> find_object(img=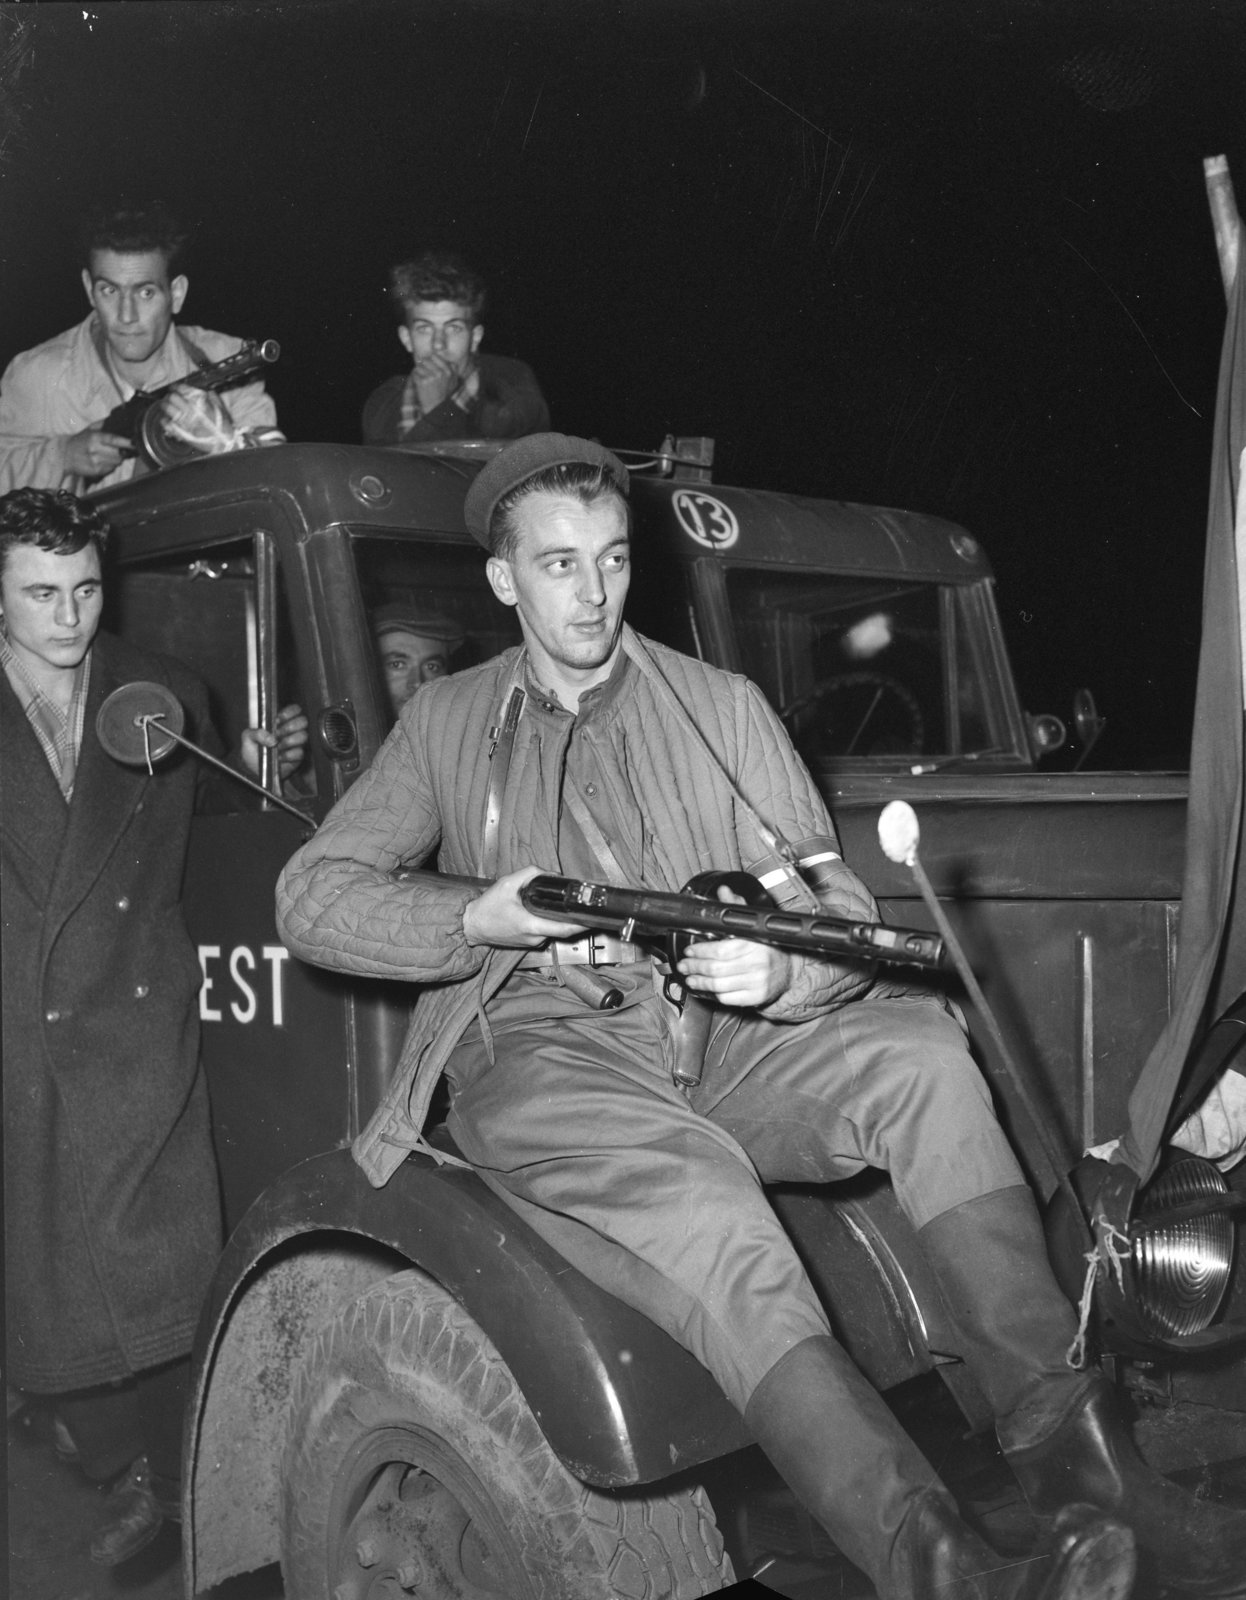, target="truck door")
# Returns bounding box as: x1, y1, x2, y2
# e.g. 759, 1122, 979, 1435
110, 527, 350, 1231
